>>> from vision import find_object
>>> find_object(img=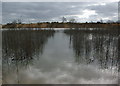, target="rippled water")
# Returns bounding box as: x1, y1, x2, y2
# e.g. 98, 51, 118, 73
2, 28, 120, 84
